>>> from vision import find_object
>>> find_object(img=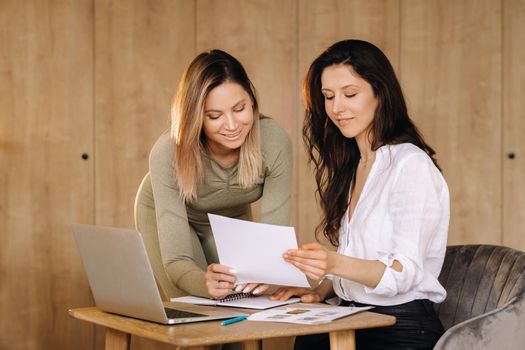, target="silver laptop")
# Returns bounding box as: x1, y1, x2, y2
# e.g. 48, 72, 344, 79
71, 223, 246, 325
